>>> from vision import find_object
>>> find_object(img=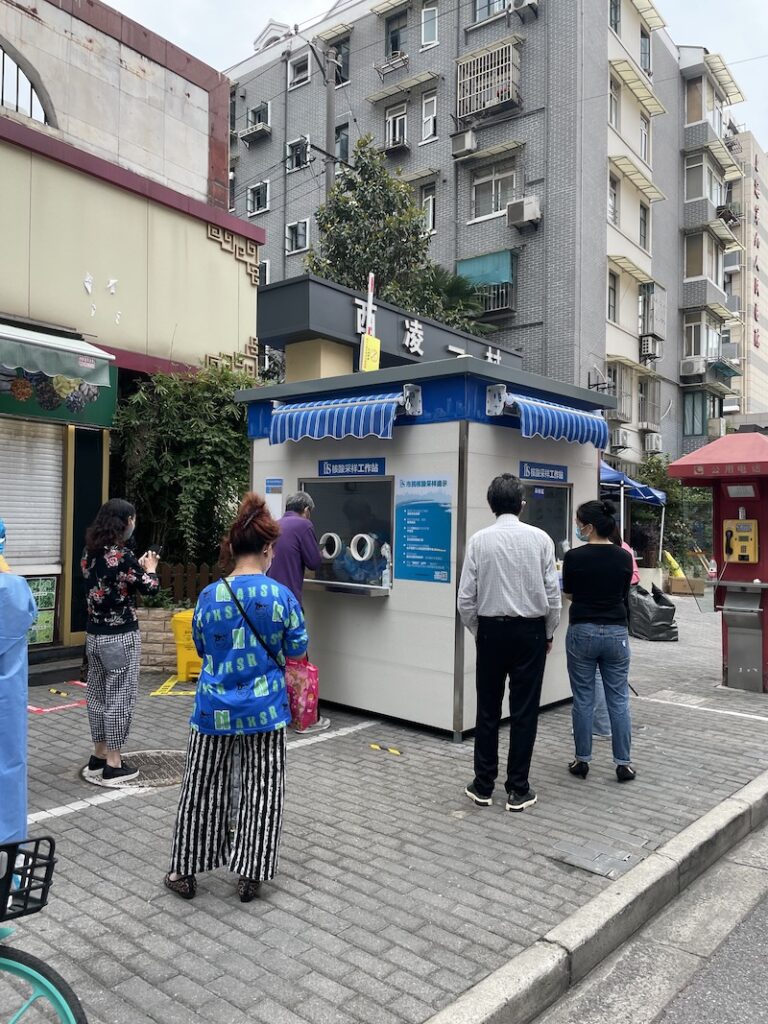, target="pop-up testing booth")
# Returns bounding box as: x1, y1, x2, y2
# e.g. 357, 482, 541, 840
239, 359, 612, 737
